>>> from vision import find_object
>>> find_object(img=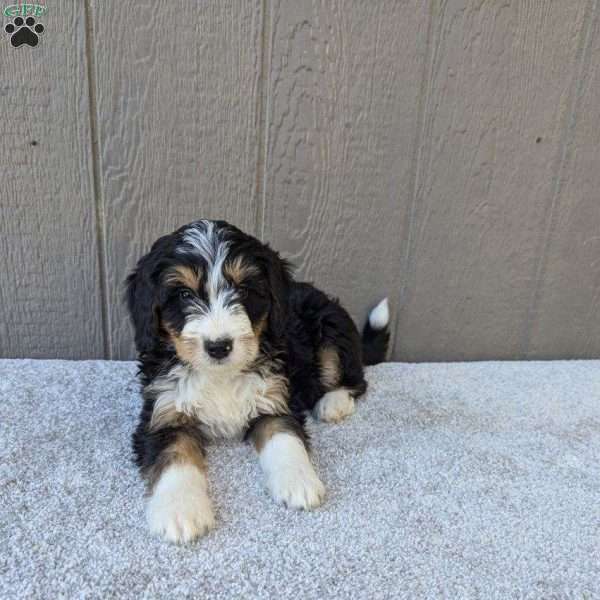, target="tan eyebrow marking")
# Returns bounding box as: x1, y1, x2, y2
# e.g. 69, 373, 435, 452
223, 255, 260, 285
163, 265, 202, 289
